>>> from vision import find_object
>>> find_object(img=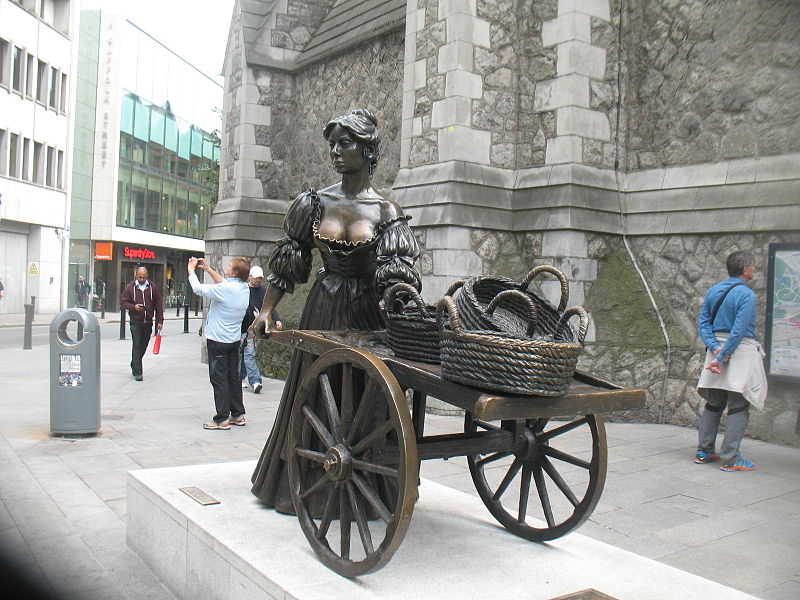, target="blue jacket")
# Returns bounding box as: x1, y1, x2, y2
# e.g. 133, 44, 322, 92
697, 276, 757, 363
